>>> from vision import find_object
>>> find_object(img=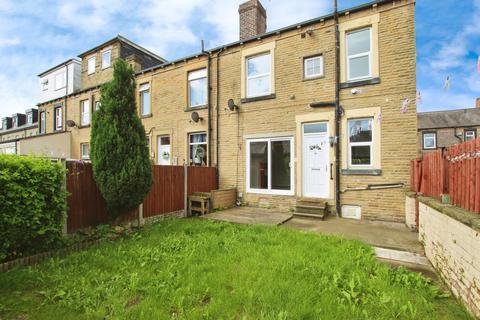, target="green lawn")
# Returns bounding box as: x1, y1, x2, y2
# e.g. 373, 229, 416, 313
0, 218, 472, 319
